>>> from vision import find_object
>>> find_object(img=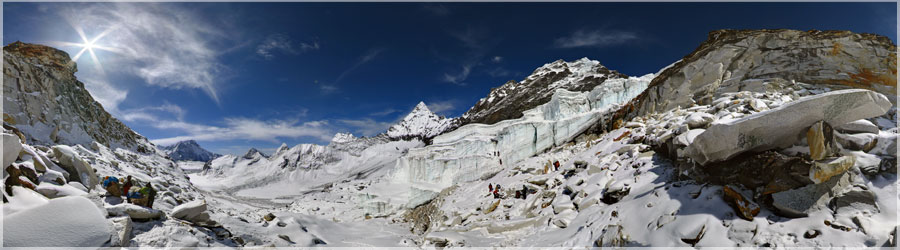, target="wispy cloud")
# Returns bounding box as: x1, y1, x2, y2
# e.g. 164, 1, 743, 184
256, 34, 319, 60
426, 100, 456, 116
337, 119, 394, 137
120, 101, 186, 122
553, 29, 638, 48
491, 56, 503, 63
151, 118, 333, 146
442, 64, 472, 86
440, 27, 500, 85
320, 84, 339, 94
57, 3, 234, 105
421, 4, 450, 16
369, 108, 400, 117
